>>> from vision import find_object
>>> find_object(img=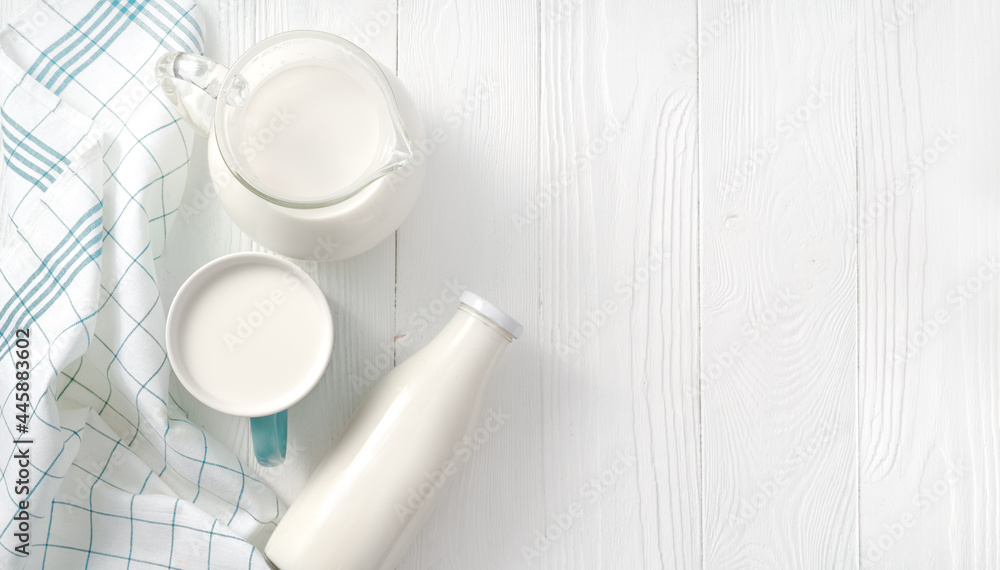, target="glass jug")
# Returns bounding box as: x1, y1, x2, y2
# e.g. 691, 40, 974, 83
155, 30, 424, 260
